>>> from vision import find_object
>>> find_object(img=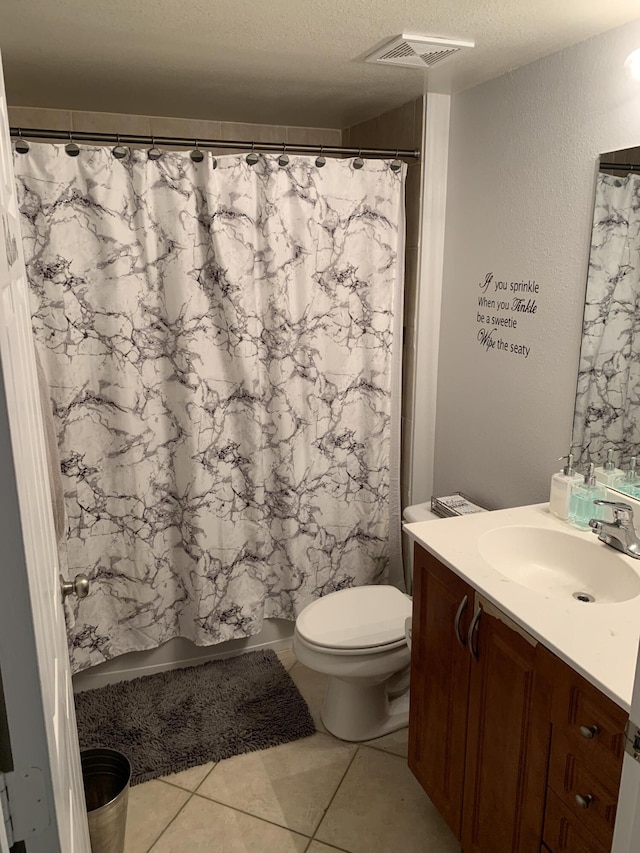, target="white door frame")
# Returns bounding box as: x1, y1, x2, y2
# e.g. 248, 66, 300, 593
613, 634, 640, 852
0, 51, 90, 852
